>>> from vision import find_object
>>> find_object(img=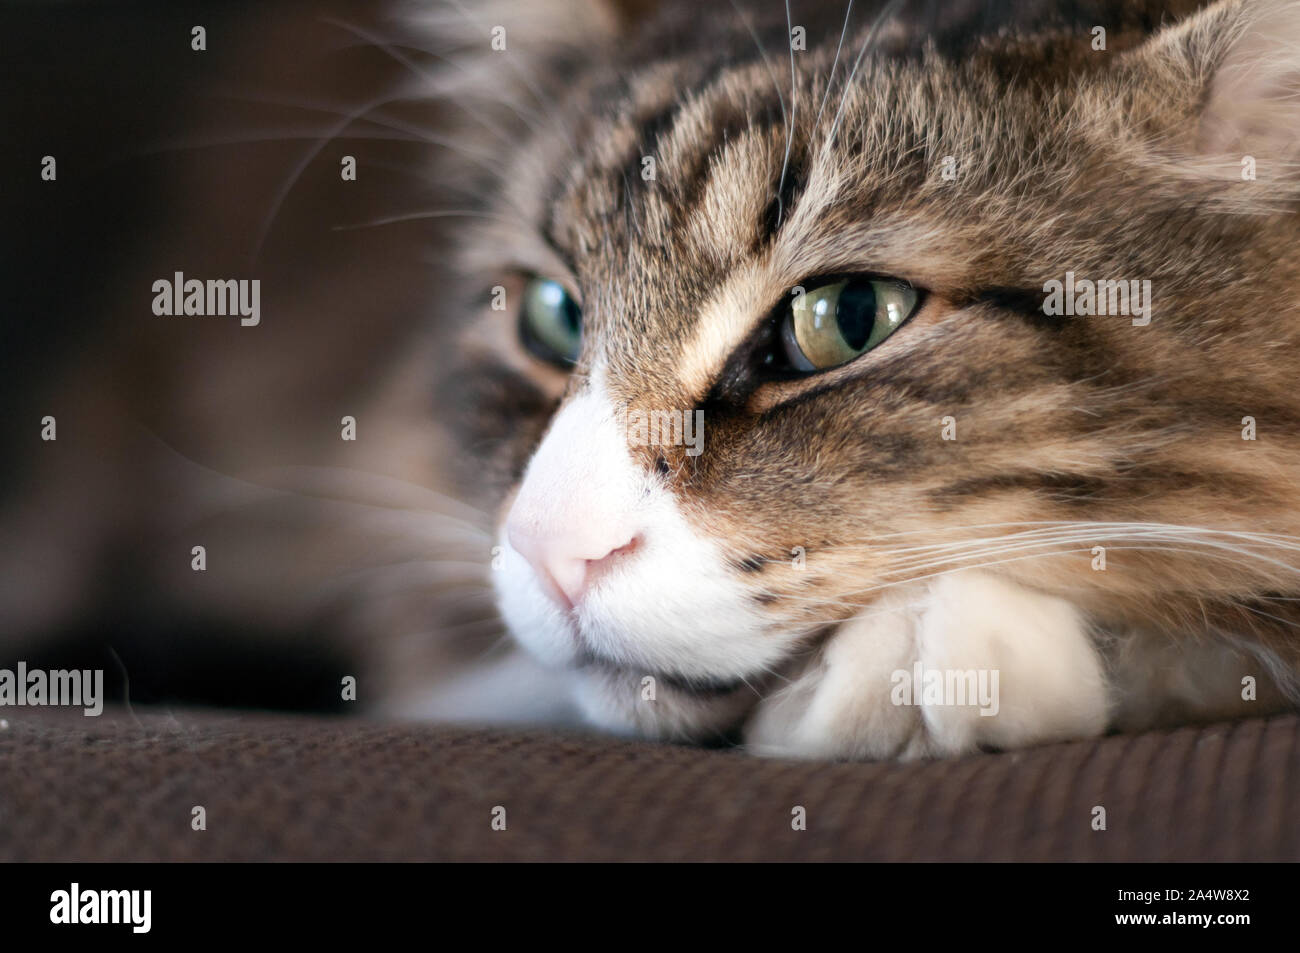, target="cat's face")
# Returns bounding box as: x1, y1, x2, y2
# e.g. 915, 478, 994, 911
437, 0, 1300, 739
